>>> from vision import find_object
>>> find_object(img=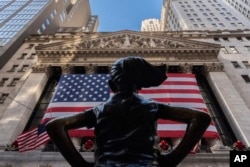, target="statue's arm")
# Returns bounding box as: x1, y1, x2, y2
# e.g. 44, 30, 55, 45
157, 104, 211, 167
45, 111, 94, 167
